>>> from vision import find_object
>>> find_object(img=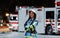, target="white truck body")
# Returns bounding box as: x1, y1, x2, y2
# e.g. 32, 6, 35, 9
18, 7, 58, 33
